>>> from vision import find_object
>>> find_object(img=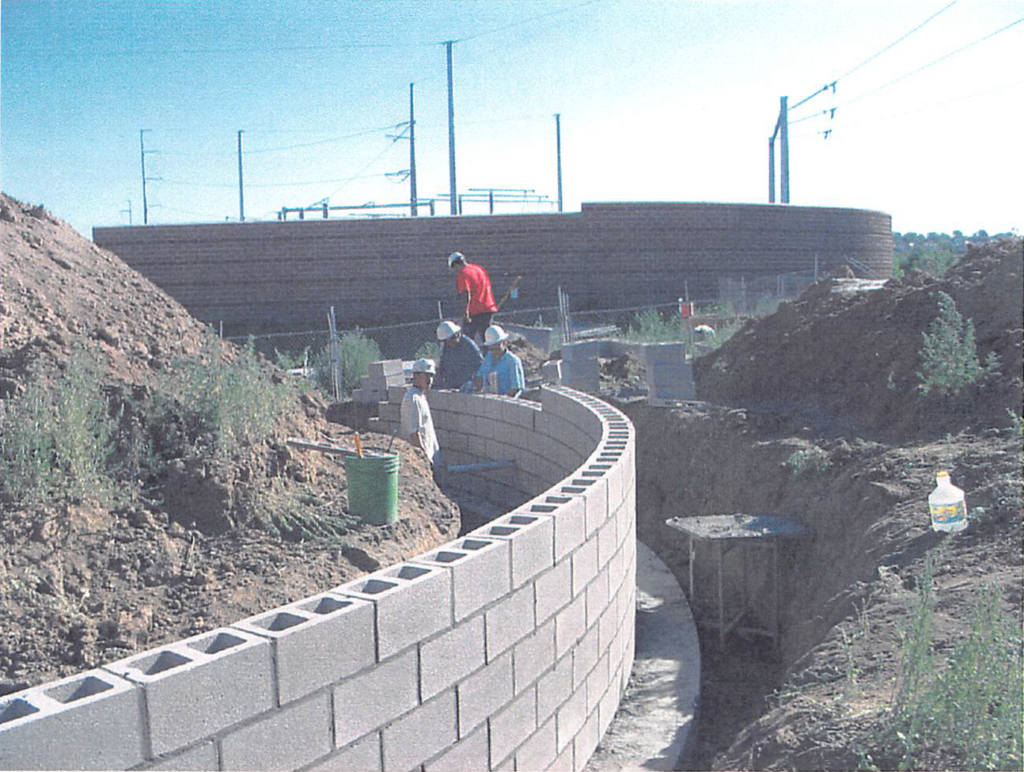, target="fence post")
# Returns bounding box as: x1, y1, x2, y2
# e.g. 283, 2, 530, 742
328, 306, 343, 402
